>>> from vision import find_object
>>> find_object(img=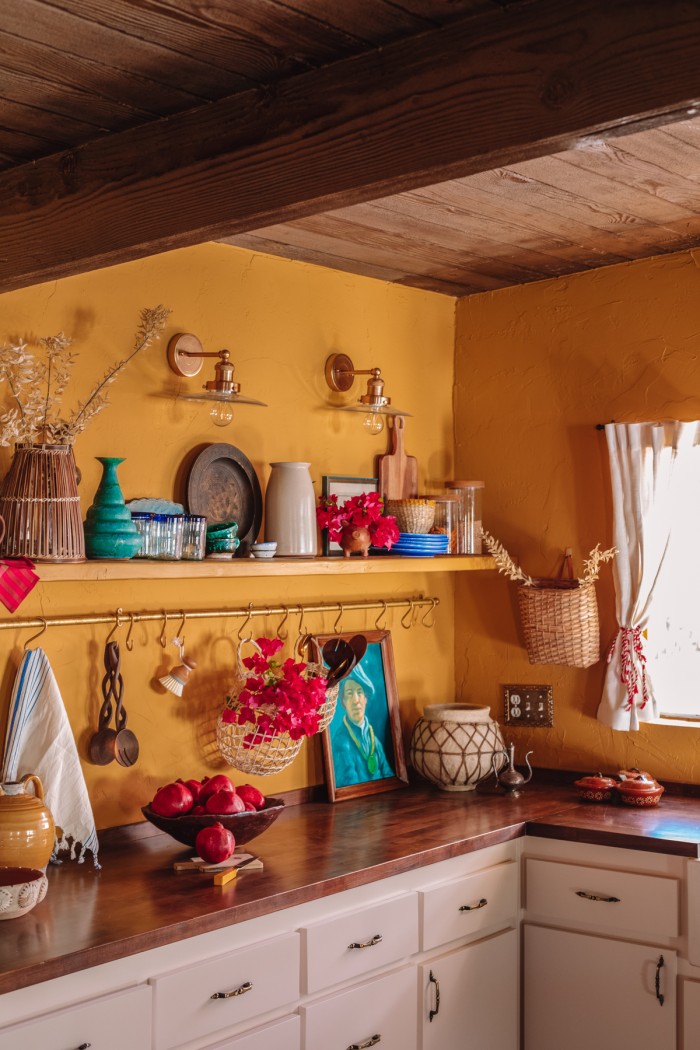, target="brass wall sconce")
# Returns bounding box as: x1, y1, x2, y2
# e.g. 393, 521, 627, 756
324, 352, 412, 435
168, 333, 267, 428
